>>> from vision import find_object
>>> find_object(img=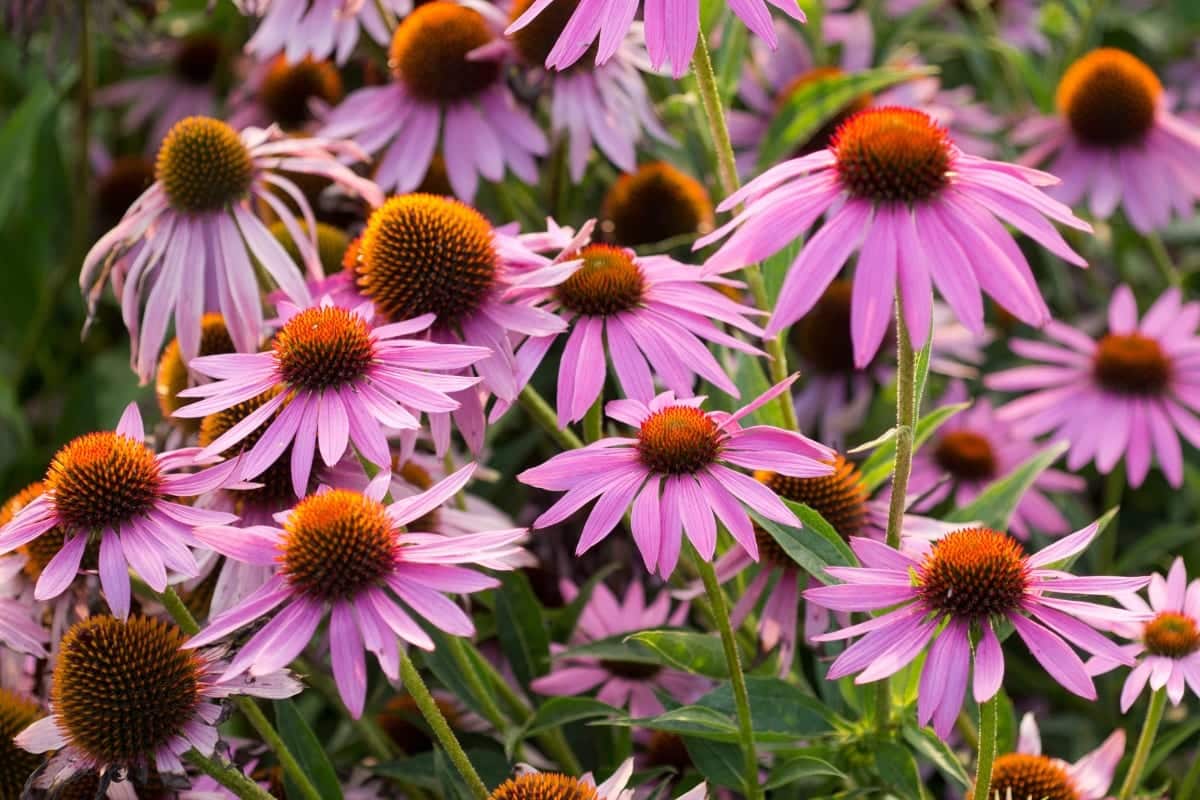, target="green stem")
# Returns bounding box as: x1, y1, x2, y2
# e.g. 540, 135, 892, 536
1117, 688, 1167, 800
1145, 232, 1181, 288
444, 635, 510, 733
970, 695, 999, 800
184, 751, 278, 800
399, 651, 491, 800
583, 396, 604, 444
520, 385, 584, 450
693, 551, 762, 800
